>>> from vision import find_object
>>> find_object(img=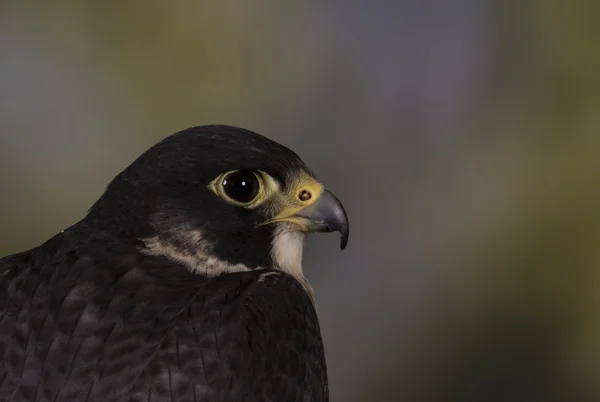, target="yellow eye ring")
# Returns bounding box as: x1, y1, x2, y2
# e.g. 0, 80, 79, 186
223, 170, 260, 203
209, 170, 275, 208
